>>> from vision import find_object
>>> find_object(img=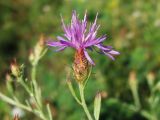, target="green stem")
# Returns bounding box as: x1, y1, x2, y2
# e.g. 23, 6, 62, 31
0, 92, 32, 112
31, 65, 42, 108
47, 104, 53, 120
132, 87, 141, 109
140, 110, 158, 120
31, 65, 47, 120
84, 66, 92, 87
32, 65, 36, 82
18, 77, 32, 95
79, 84, 93, 120
0, 92, 47, 120
67, 80, 82, 105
